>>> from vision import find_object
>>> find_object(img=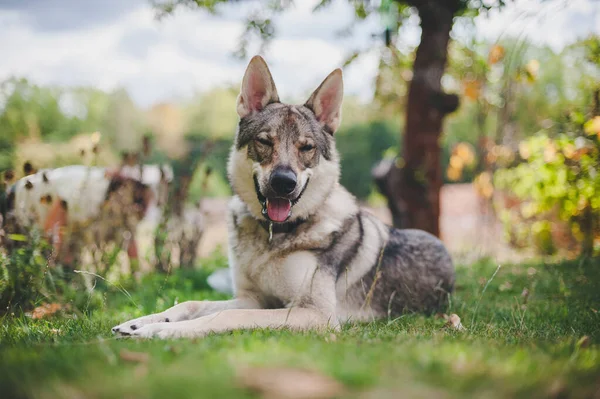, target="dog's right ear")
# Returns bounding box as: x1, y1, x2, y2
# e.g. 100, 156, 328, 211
237, 55, 280, 118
